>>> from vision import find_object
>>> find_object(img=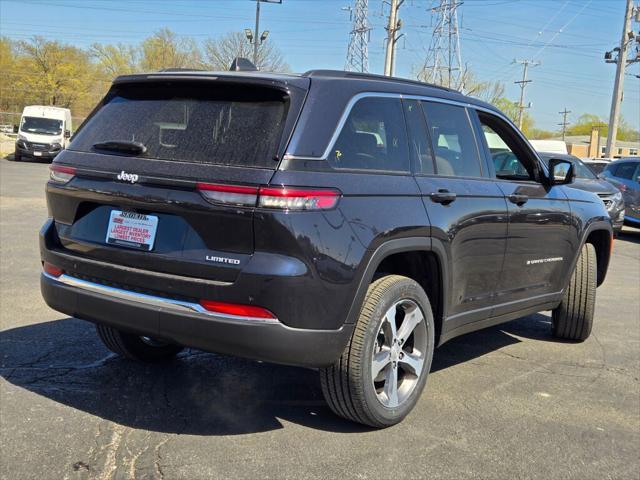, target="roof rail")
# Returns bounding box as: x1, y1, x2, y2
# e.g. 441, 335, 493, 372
301, 70, 455, 92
